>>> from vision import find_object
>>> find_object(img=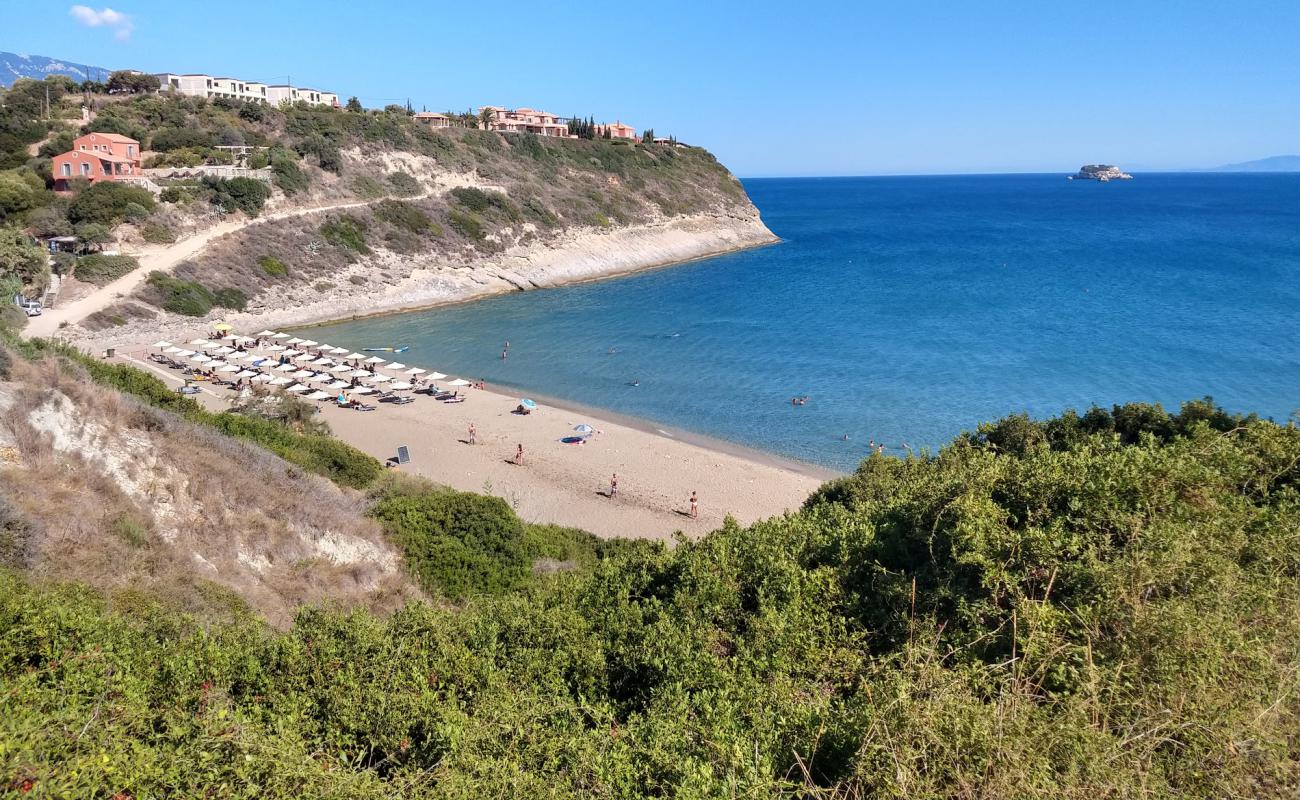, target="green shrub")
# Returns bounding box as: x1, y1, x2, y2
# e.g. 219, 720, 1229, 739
73, 254, 139, 285
373, 199, 433, 234
449, 186, 519, 220
146, 271, 215, 316
258, 255, 287, 277
212, 287, 247, 311
447, 208, 484, 240
386, 171, 421, 196
271, 154, 309, 195
320, 214, 369, 253
204, 176, 271, 216
67, 183, 156, 225
140, 222, 176, 244
370, 488, 530, 598
350, 175, 385, 199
